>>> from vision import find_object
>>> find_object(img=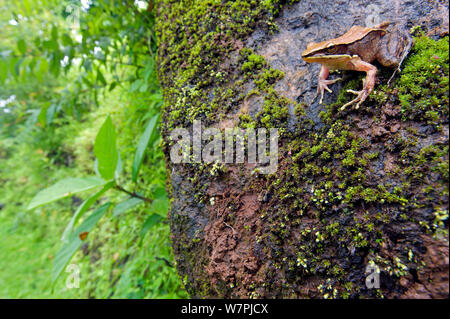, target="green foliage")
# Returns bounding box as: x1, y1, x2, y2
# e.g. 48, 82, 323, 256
2, 0, 159, 125
52, 202, 111, 283
140, 214, 164, 238
113, 198, 144, 217
132, 115, 159, 182
61, 183, 114, 242
27, 100, 168, 285
94, 116, 118, 180
1, 0, 186, 298
28, 177, 108, 210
